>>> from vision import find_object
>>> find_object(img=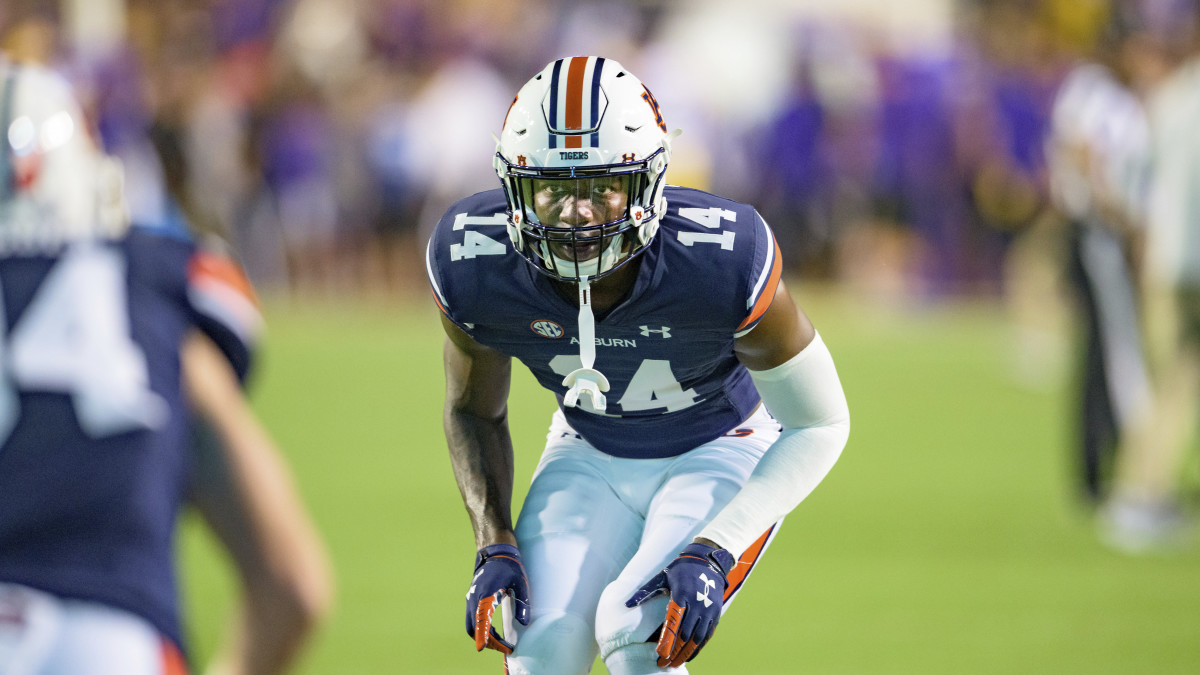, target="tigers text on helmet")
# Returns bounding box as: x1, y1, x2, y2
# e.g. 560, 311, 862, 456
494, 56, 675, 282
0, 60, 127, 254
